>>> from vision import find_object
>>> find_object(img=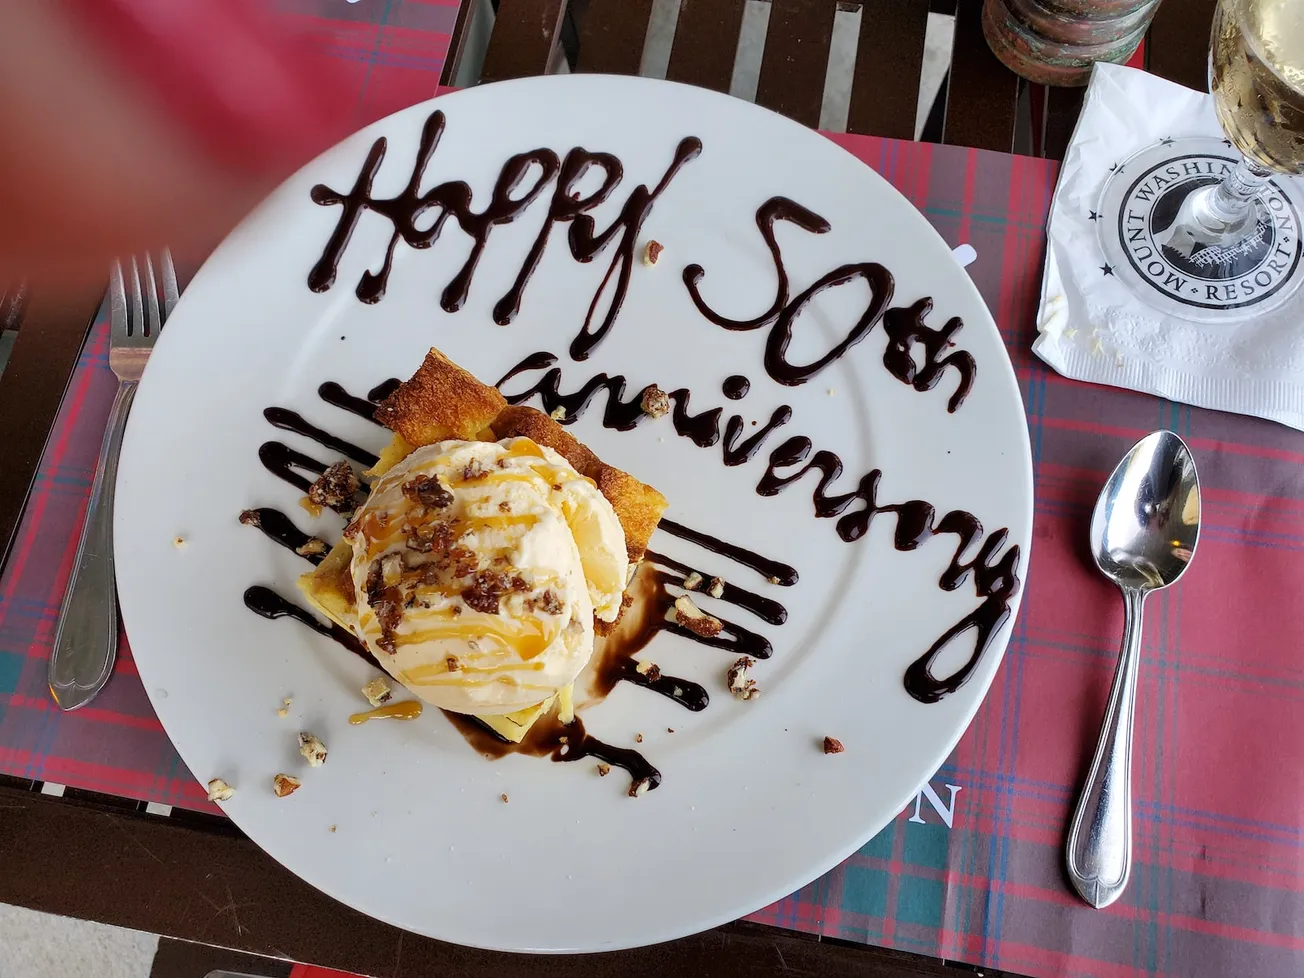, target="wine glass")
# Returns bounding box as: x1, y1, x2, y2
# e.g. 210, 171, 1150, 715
1097, 0, 1304, 322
